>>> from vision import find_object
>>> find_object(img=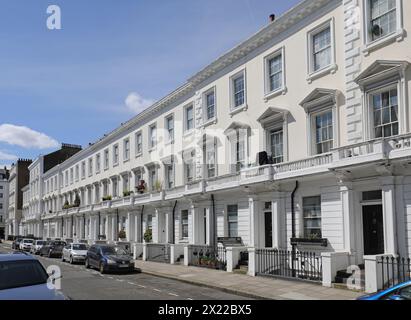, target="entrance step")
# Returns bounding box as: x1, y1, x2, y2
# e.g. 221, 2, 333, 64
334, 267, 365, 291
233, 265, 248, 275
332, 283, 364, 292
